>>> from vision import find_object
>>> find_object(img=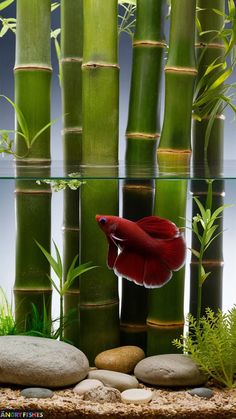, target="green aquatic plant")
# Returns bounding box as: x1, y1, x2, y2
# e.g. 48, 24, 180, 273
173, 307, 236, 388
36, 175, 84, 192
36, 240, 96, 341
190, 180, 230, 323
0, 287, 15, 335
